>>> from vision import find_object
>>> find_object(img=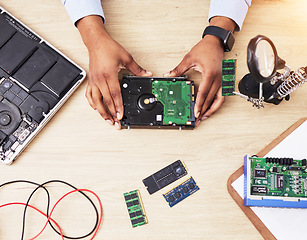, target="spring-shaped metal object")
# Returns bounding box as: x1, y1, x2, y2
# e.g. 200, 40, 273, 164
277, 67, 307, 98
